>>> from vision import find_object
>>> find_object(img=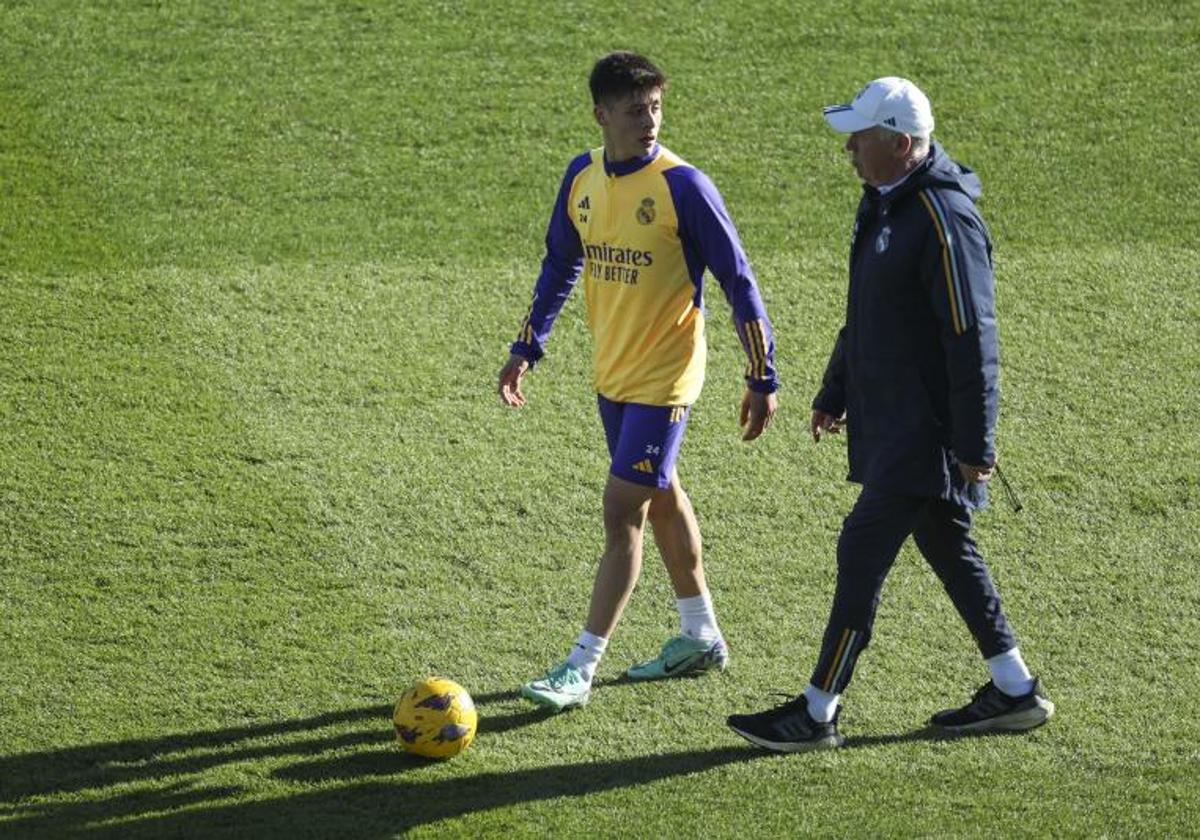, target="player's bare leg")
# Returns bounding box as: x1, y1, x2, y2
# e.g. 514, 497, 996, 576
584, 474, 655, 638
647, 472, 705, 598
628, 472, 728, 680
521, 475, 653, 710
